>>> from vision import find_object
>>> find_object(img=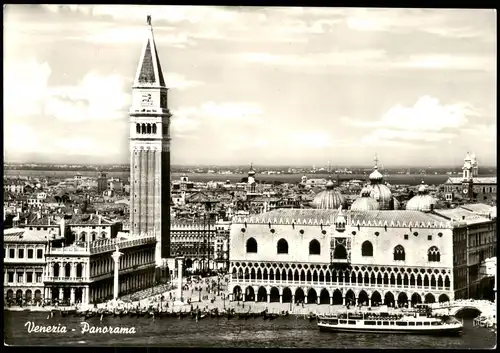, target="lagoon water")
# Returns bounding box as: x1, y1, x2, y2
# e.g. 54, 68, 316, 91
4, 311, 496, 348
